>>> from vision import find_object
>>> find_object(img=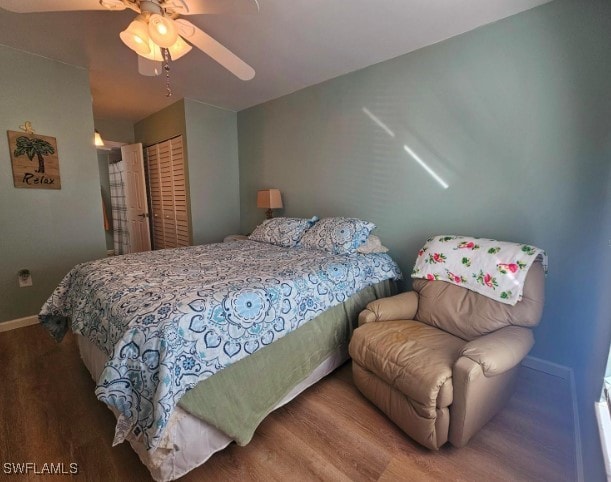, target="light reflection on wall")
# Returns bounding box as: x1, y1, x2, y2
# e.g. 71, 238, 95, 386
402, 144, 449, 190
362, 106, 450, 190
362, 107, 396, 138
